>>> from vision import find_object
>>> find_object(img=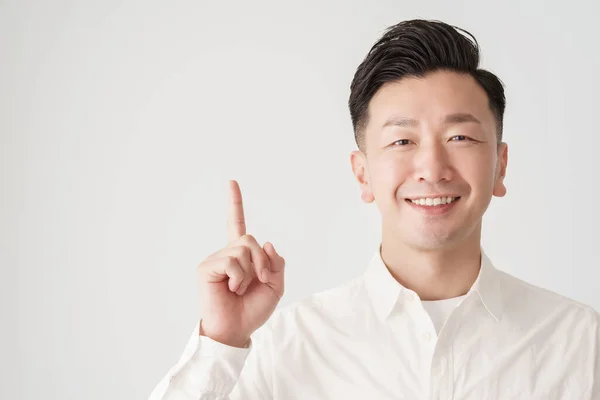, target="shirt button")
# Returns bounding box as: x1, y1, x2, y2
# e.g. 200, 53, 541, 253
422, 332, 432, 341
